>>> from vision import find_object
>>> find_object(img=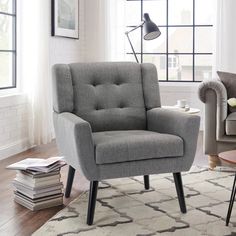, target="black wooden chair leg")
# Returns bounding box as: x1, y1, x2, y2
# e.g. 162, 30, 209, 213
87, 181, 99, 225
144, 175, 150, 190
226, 173, 236, 226
65, 166, 75, 198
173, 172, 187, 213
